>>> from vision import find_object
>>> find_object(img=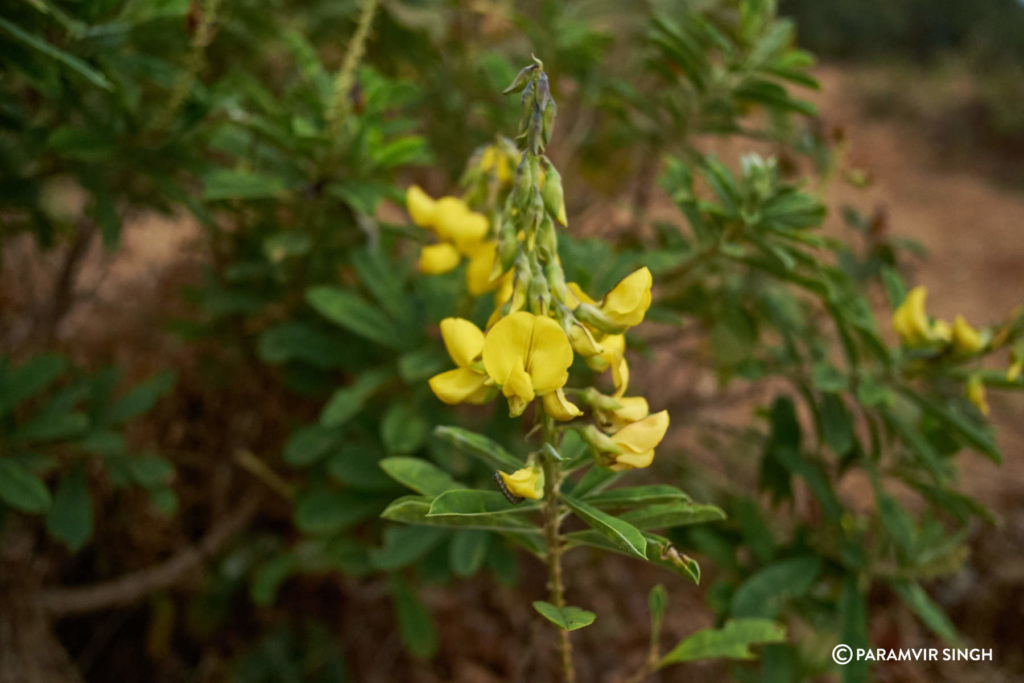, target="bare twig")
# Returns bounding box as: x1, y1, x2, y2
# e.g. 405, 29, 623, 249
41, 492, 260, 618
